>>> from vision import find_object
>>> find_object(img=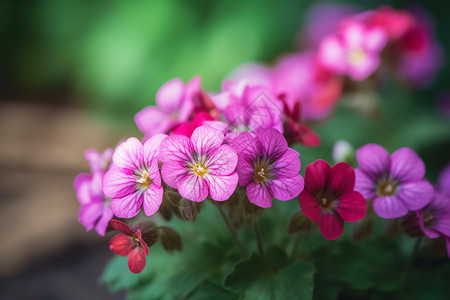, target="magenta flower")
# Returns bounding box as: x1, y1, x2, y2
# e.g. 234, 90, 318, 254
299, 160, 366, 240
74, 149, 113, 236
232, 128, 304, 208
438, 164, 450, 195
160, 125, 238, 202
103, 134, 167, 218
417, 190, 450, 257
355, 144, 433, 219
109, 220, 149, 273
171, 112, 214, 138
317, 19, 388, 80
135, 77, 200, 138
